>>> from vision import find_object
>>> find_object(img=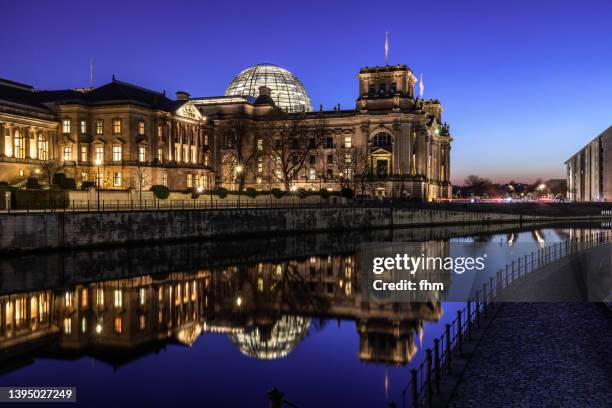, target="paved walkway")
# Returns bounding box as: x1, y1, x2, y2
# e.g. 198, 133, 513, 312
449, 302, 612, 408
